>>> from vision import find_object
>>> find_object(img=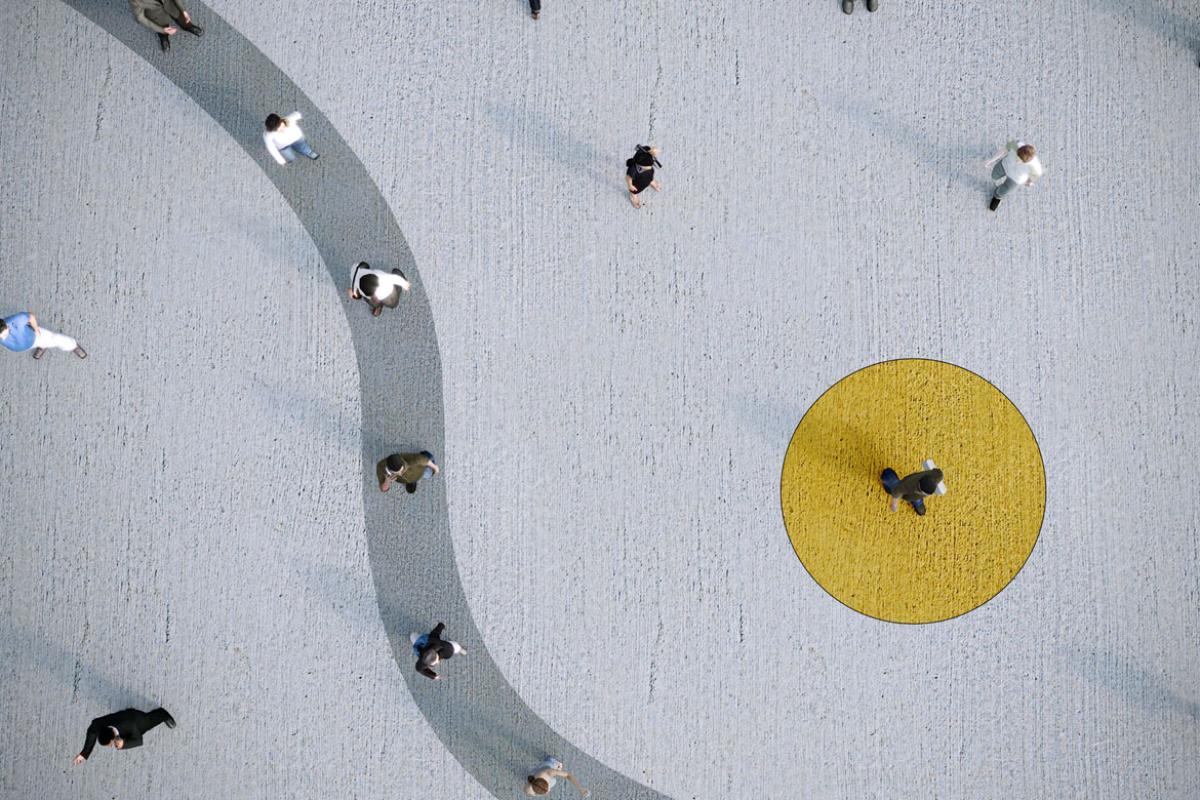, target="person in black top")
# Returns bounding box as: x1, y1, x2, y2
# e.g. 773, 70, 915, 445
410, 622, 466, 680
880, 465, 944, 516
529, 0, 541, 19
73, 707, 176, 764
625, 145, 662, 208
